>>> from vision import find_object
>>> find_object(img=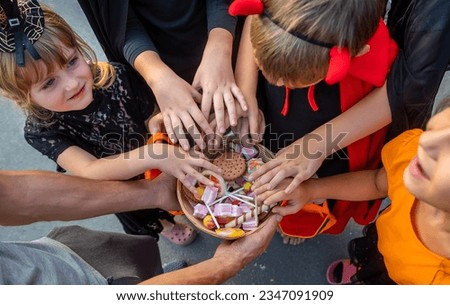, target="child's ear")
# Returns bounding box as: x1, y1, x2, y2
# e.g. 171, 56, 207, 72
355, 44, 370, 57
